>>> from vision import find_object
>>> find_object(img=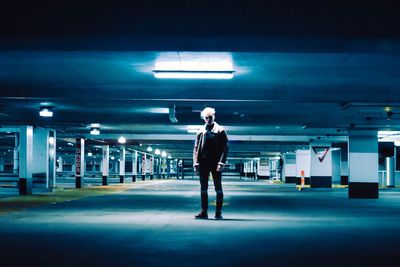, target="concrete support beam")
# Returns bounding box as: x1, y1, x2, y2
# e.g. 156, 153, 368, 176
19, 126, 33, 195
348, 130, 379, 198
